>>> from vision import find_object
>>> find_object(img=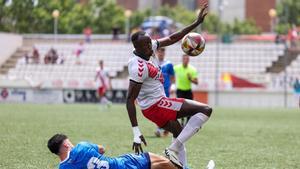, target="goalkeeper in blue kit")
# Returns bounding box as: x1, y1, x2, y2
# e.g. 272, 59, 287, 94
47, 134, 180, 169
